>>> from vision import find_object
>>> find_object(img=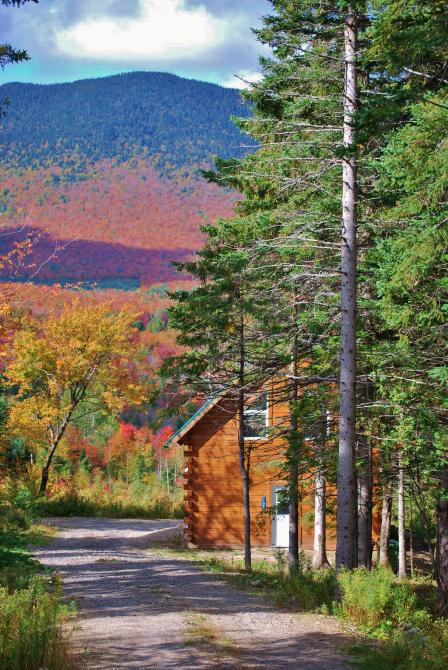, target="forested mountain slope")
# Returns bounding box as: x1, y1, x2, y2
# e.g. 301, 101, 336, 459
0, 71, 252, 170
0, 72, 249, 286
